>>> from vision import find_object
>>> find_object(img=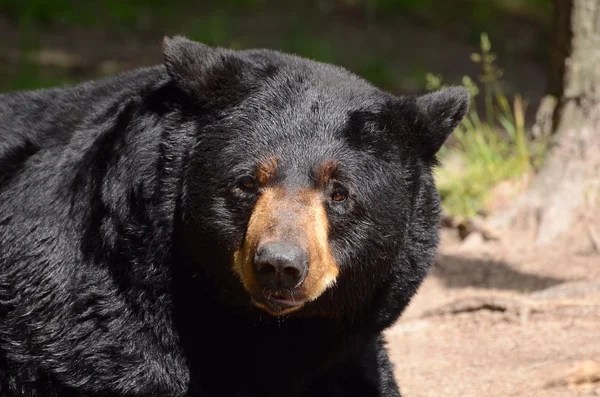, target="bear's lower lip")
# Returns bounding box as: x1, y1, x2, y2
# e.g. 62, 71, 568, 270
267, 295, 300, 307
252, 294, 304, 314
